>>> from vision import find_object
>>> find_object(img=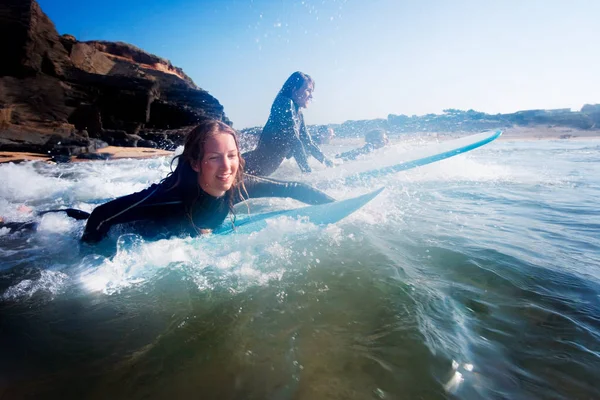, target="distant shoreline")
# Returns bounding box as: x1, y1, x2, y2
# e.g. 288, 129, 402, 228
331, 126, 600, 147
1, 127, 599, 164
406, 126, 600, 141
